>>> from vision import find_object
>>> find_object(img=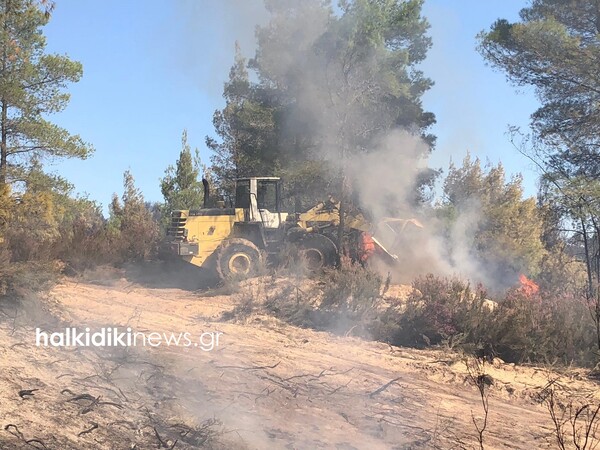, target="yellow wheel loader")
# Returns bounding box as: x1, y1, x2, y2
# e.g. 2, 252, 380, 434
162, 177, 421, 279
